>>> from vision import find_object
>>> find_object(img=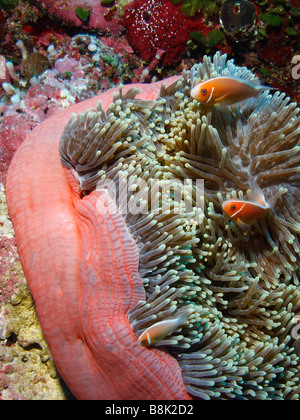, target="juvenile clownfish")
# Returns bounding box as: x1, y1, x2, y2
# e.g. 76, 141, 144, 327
222, 185, 271, 228
191, 76, 273, 106
137, 313, 188, 347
